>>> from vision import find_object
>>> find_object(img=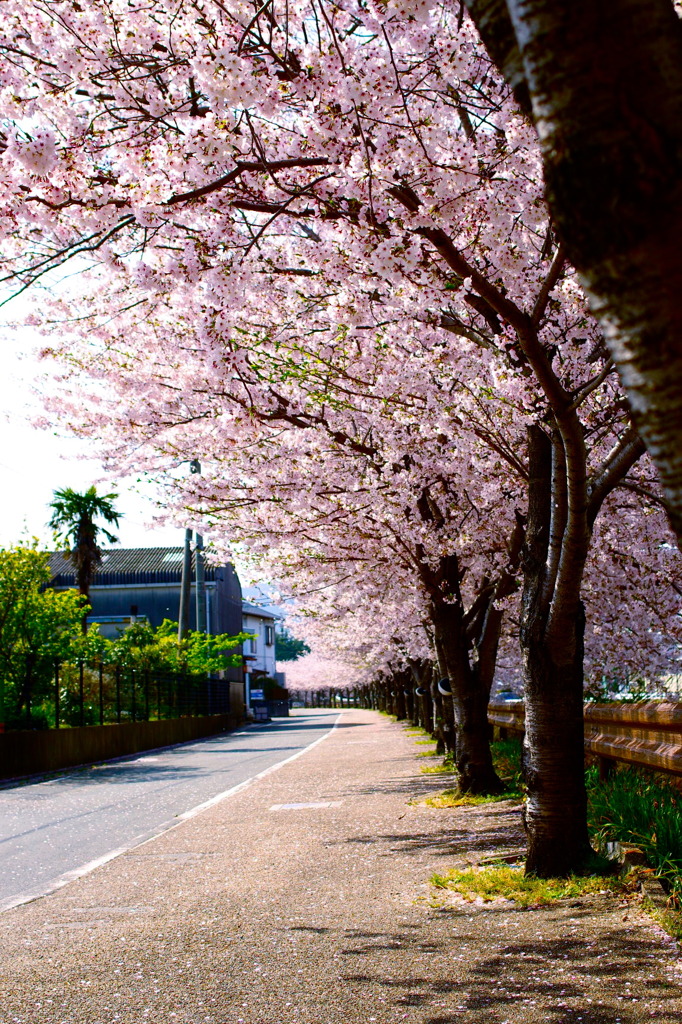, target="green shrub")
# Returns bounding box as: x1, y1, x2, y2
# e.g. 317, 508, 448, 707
587, 767, 682, 902
491, 737, 523, 794
4, 708, 51, 730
